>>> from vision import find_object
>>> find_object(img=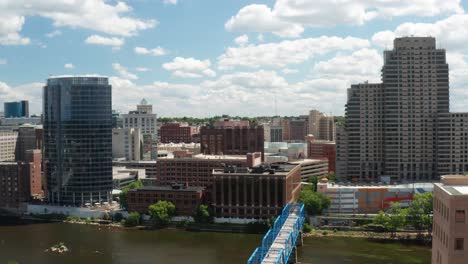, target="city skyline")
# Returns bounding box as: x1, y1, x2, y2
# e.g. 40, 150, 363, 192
1, 0, 468, 117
